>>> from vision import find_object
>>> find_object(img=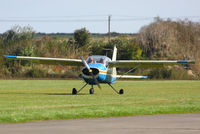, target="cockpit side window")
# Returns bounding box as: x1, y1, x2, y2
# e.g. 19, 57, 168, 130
86, 56, 111, 66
